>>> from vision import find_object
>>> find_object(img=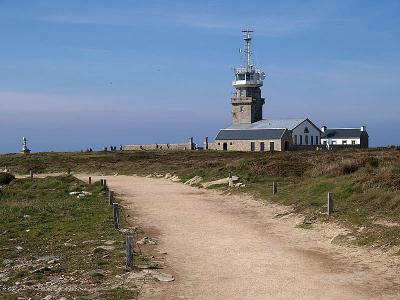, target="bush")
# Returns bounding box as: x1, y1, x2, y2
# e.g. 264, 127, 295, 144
0, 172, 15, 185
